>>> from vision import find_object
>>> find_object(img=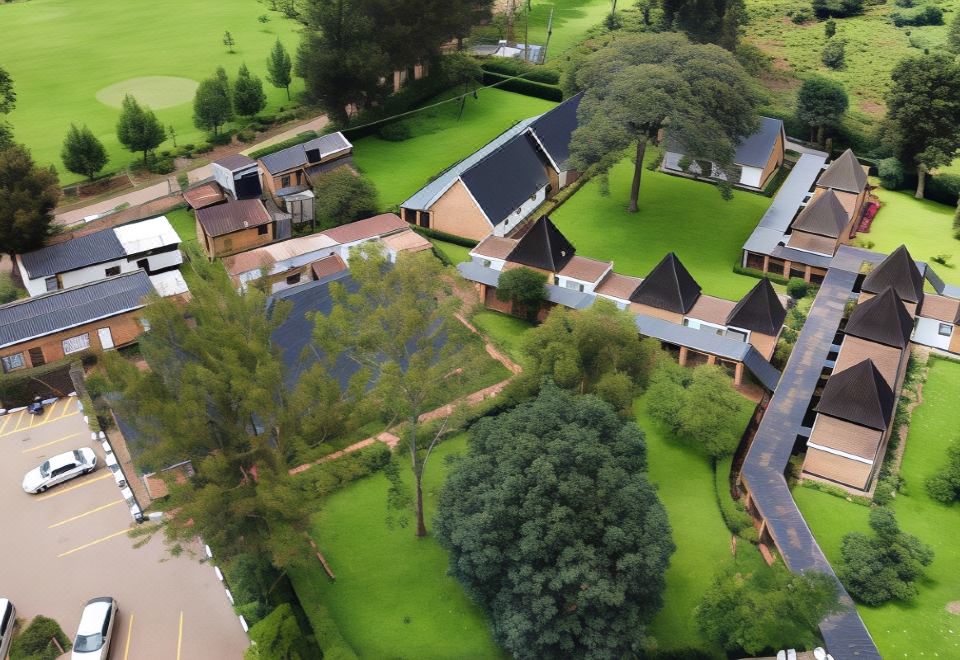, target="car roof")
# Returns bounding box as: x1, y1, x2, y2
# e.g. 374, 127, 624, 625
47, 450, 81, 469
77, 598, 113, 635
0, 598, 9, 611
